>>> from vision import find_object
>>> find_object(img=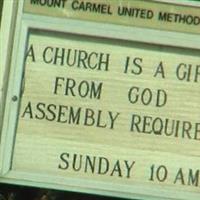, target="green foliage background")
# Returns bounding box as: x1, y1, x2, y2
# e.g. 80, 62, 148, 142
0, 0, 3, 27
